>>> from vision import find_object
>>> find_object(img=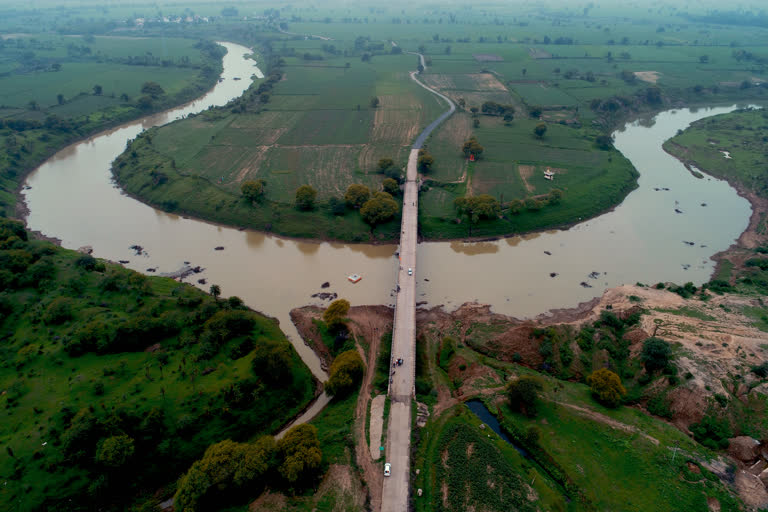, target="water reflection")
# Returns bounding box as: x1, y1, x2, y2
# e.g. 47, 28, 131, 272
449, 241, 500, 255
